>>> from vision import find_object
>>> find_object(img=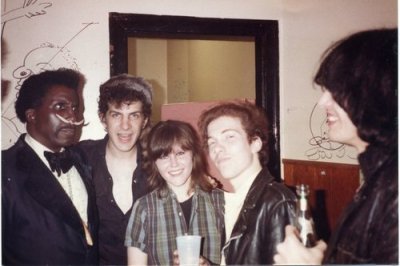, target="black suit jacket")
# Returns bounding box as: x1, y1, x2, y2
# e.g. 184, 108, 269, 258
2, 135, 99, 265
